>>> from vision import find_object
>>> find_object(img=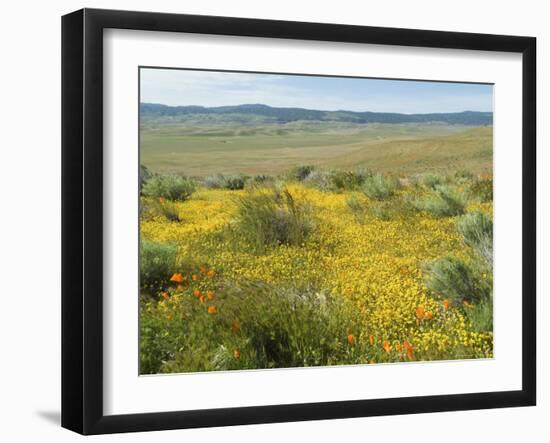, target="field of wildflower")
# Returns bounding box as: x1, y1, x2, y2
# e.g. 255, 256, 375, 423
139, 167, 493, 374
